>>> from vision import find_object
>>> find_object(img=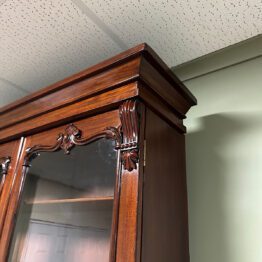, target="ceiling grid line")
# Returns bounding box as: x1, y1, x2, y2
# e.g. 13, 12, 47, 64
71, 0, 128, 50
0, 77, 29, 94
0, 0, 123, 95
